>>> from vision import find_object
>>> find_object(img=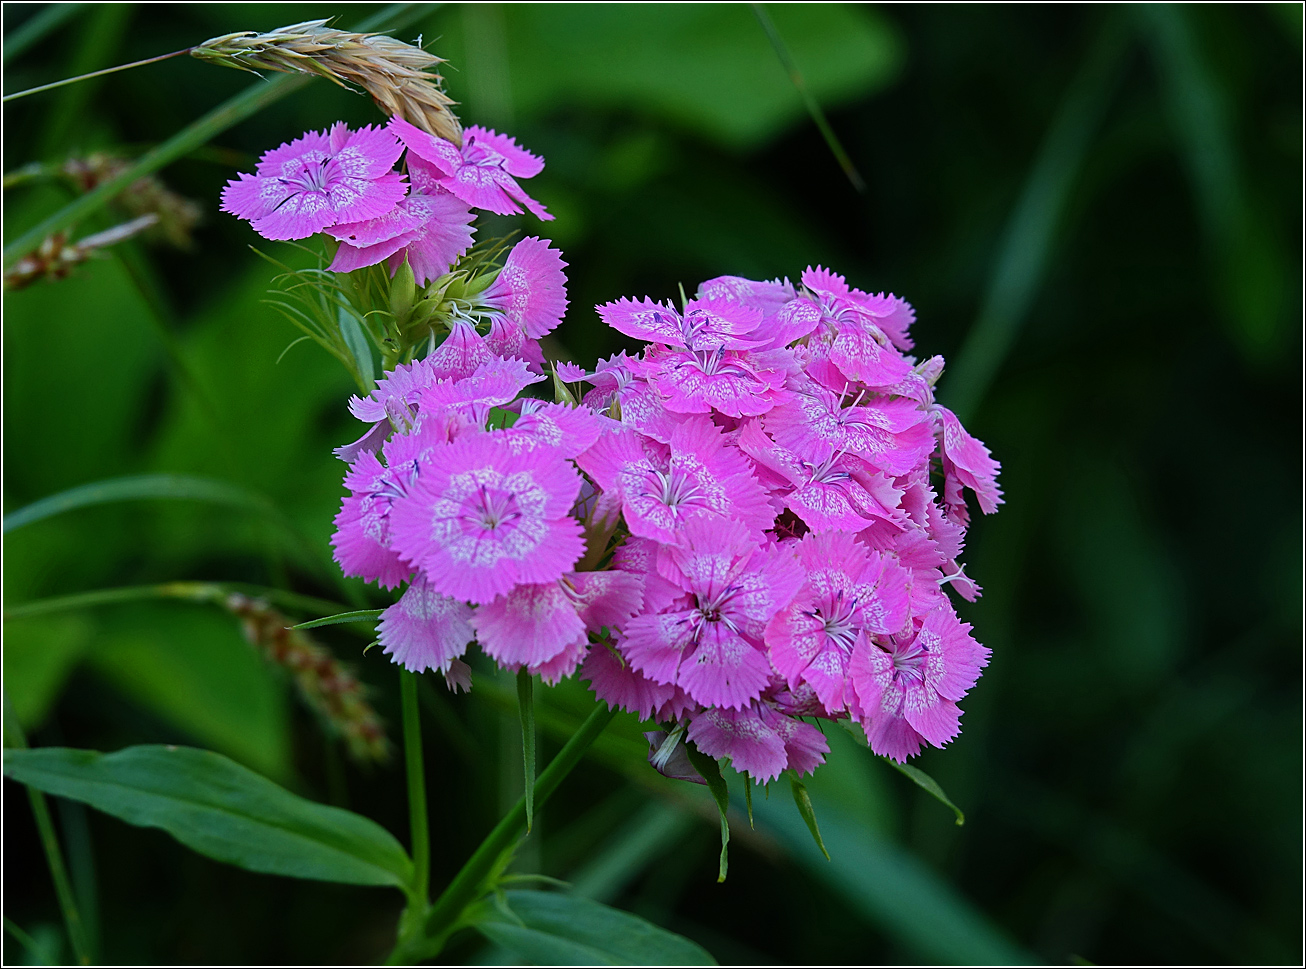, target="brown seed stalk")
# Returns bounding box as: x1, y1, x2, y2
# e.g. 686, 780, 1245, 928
222, 593, 389, 764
